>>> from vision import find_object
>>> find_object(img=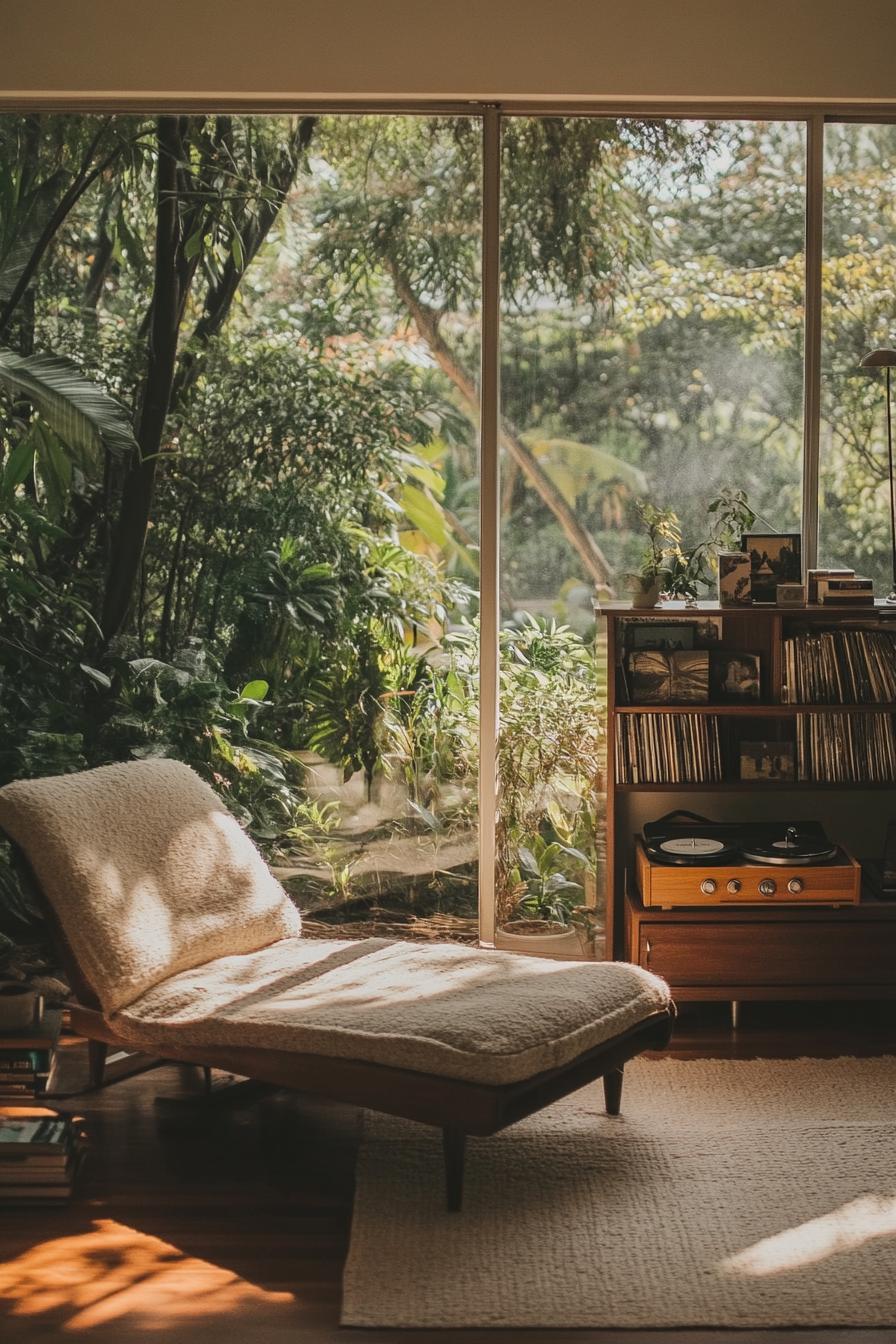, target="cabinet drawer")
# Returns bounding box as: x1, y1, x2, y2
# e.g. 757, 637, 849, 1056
639, 920, 895, 987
